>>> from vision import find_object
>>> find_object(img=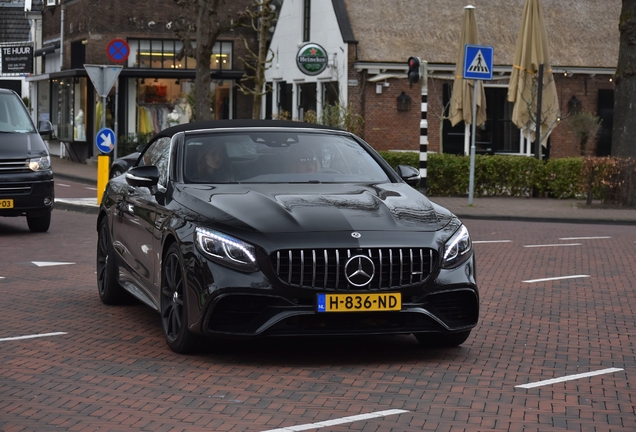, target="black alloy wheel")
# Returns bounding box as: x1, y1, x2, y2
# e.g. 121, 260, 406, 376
110, 166, 124, 178
96, 218, 126, 304
161, 243, 200, 353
